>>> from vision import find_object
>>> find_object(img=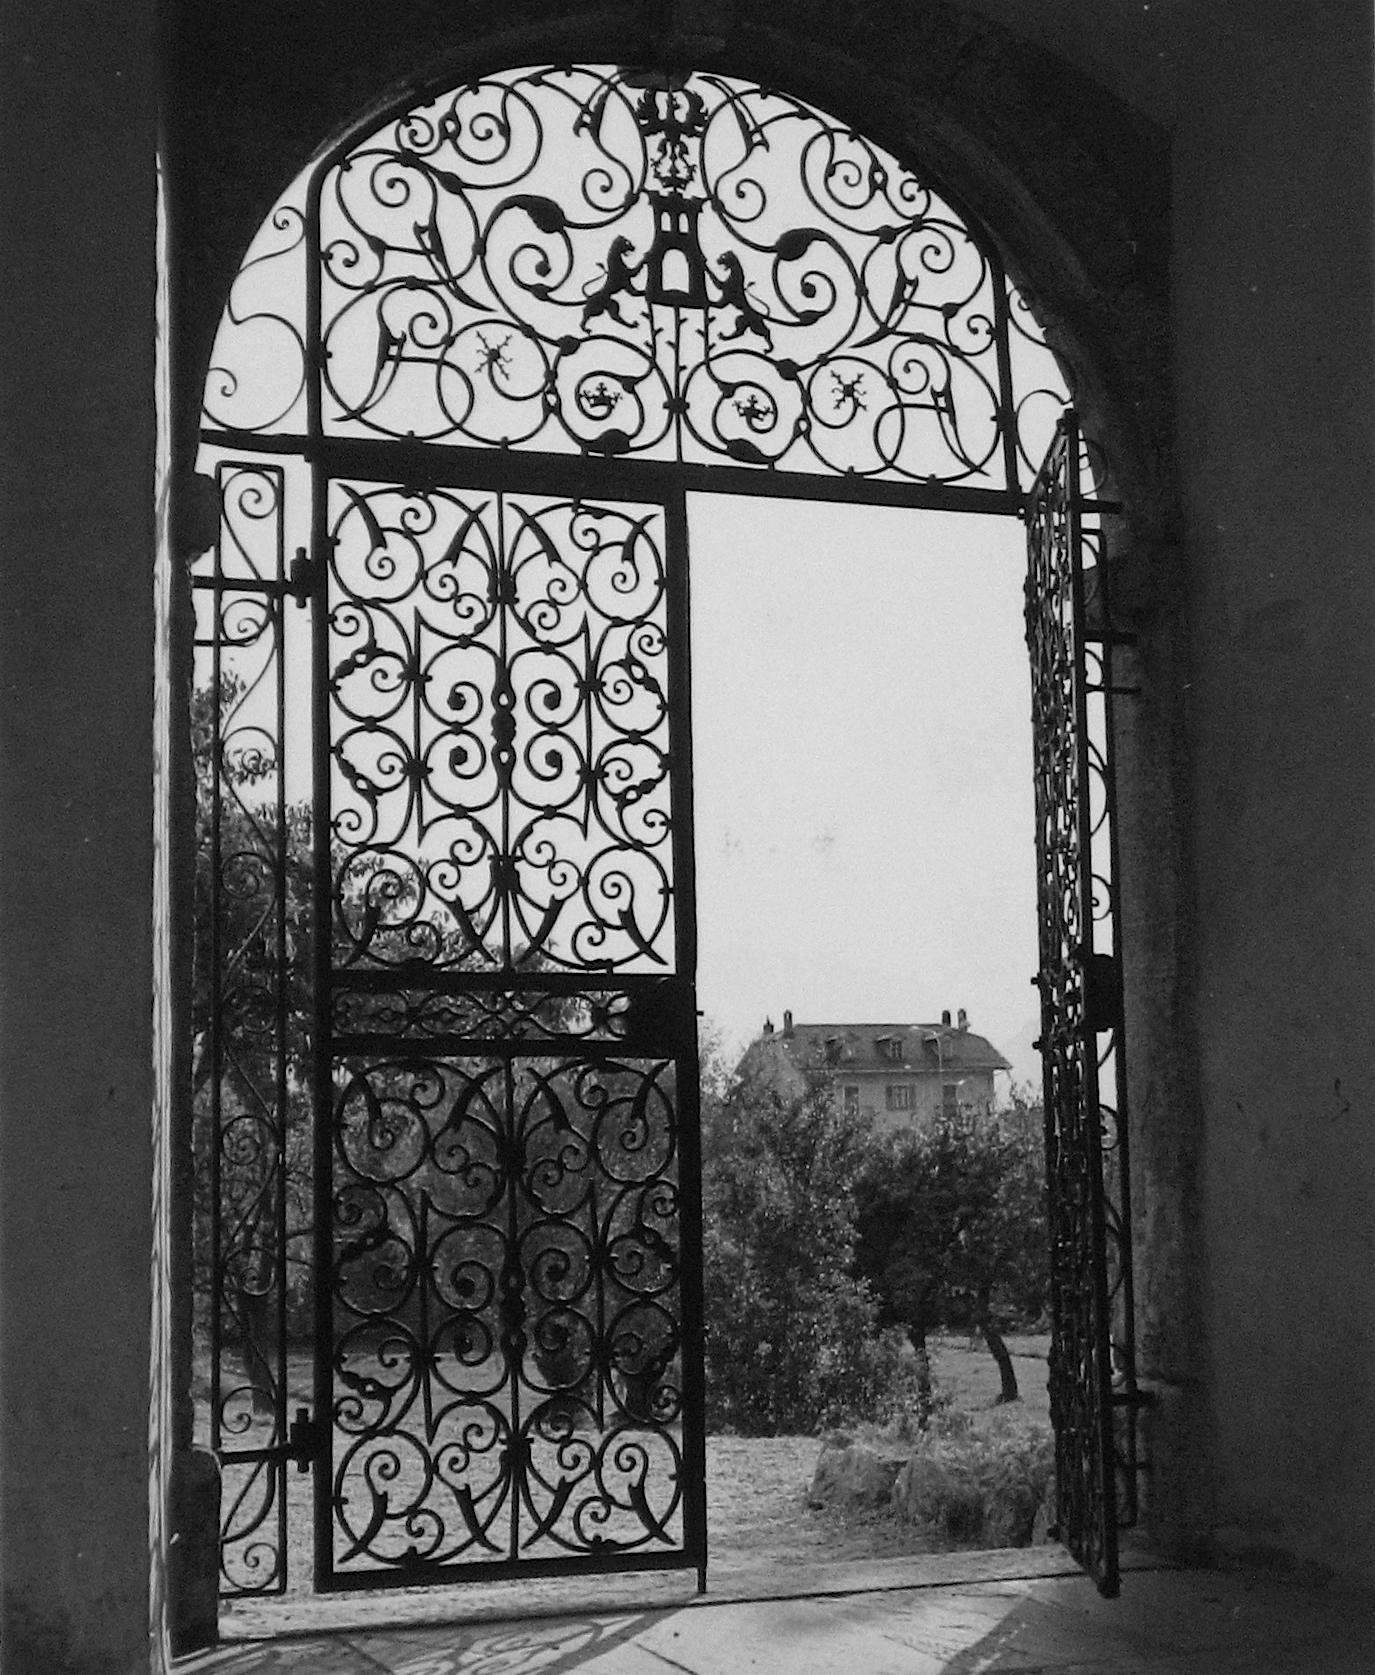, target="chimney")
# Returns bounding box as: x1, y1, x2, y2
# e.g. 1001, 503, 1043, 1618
941, 1009, 951, 1026
957, 1008, 968, 1032
763, 1017, 774, 1036
783, 1009, 794, 1037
